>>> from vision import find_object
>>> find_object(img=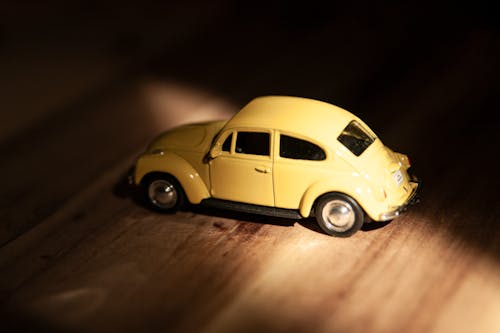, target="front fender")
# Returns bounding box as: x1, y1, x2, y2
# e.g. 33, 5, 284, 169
299, 174, 382, 220
134, 152, 210, 204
